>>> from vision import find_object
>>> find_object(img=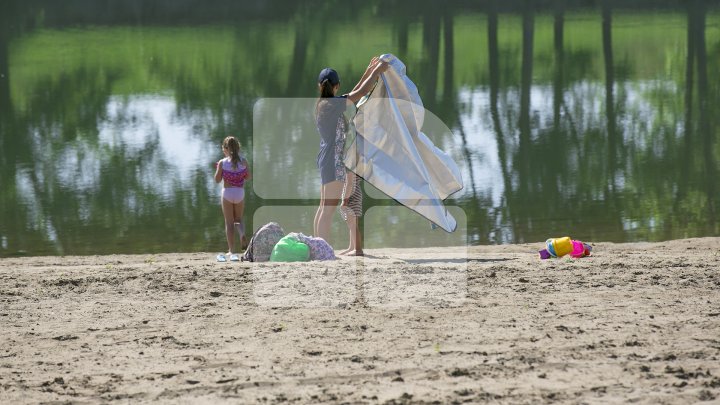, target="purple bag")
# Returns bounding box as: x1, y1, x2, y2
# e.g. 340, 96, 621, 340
242, 222, 284, 262
291, 233, 337, 261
